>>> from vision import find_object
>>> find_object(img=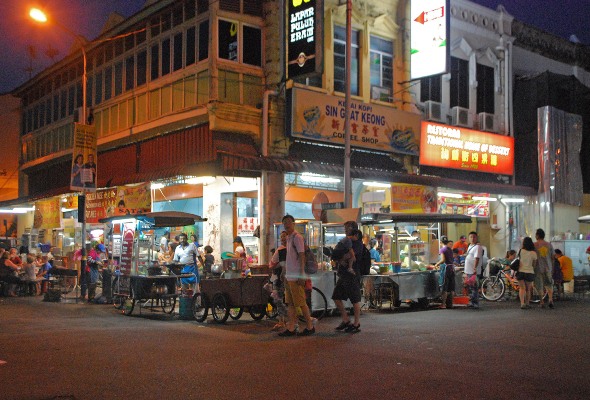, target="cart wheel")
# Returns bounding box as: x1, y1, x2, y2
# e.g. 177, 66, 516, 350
211, 293, 229, 323
229, 308, 243, 320
249, 305, 266, 320
123, 296, 135, 316
161, 296, 176, 314
113, 295, 125, 310
192, 293, 208, 322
